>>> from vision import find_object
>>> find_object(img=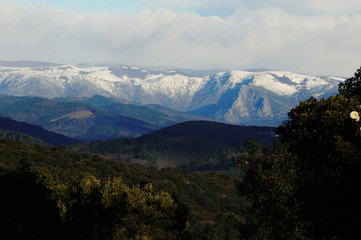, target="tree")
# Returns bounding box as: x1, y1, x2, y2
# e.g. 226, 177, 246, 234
62, 172, 105, 240
276, 95, 361, 239
338, 66, 361, 100
237, 141, 311, 239
62, 173, 190, 240
238, 67, 361, 239
0, 163, 63, 240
